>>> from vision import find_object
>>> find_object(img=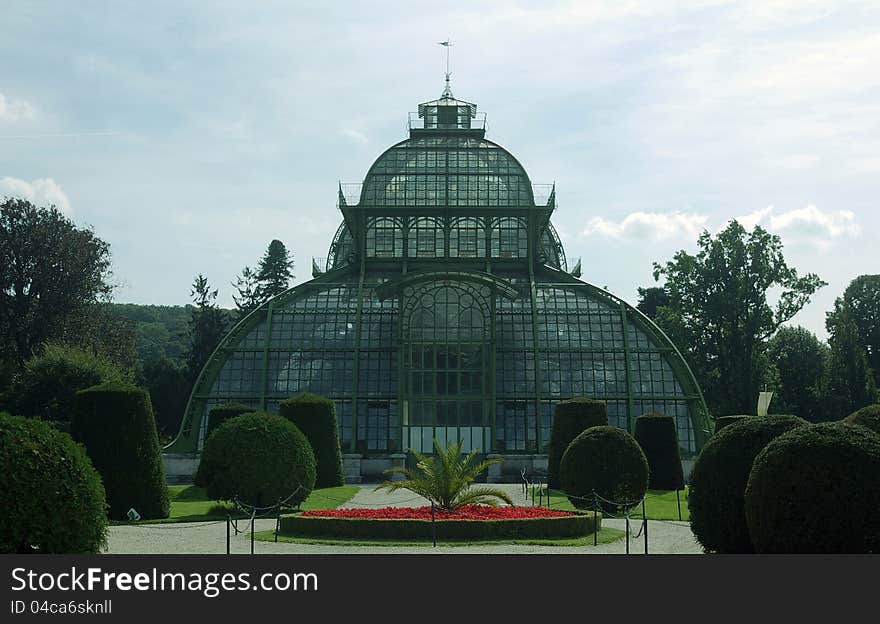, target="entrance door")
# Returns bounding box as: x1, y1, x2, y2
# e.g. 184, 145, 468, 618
401, 283, 491, 455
